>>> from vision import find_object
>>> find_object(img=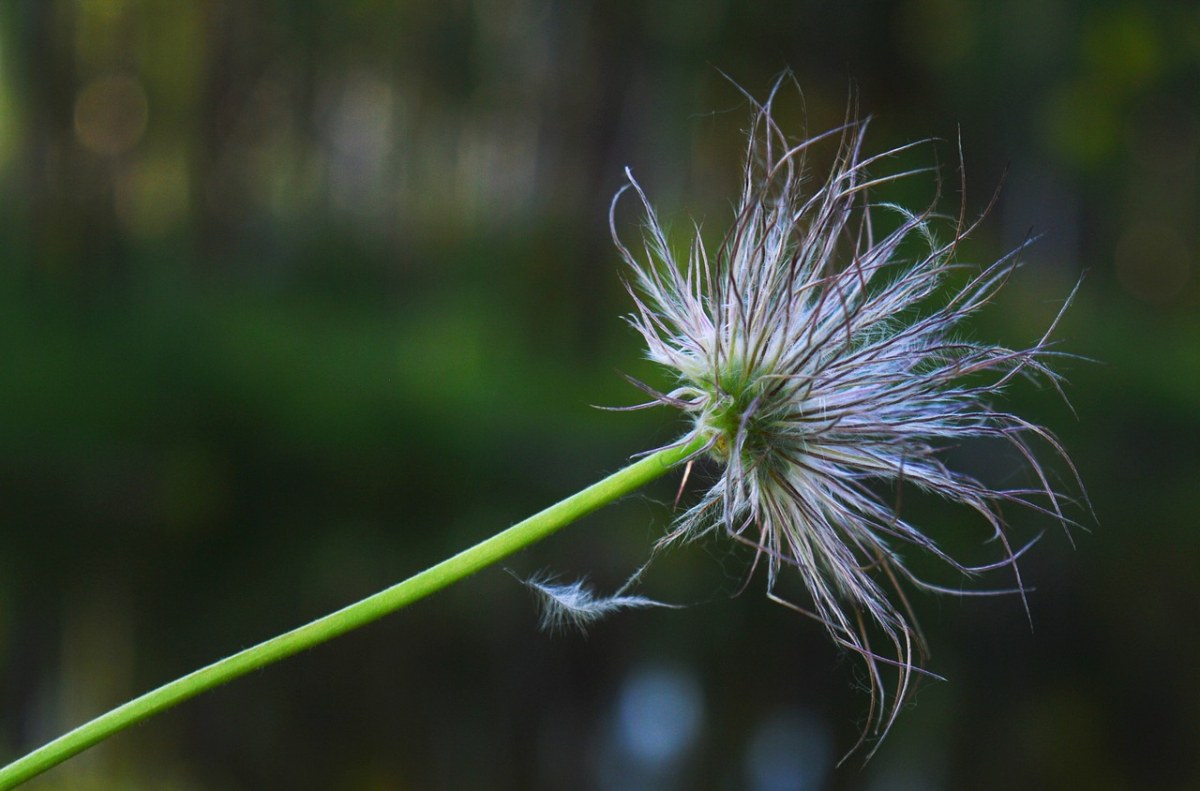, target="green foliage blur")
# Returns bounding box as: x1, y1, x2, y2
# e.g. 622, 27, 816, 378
0, 1, 1197, 789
